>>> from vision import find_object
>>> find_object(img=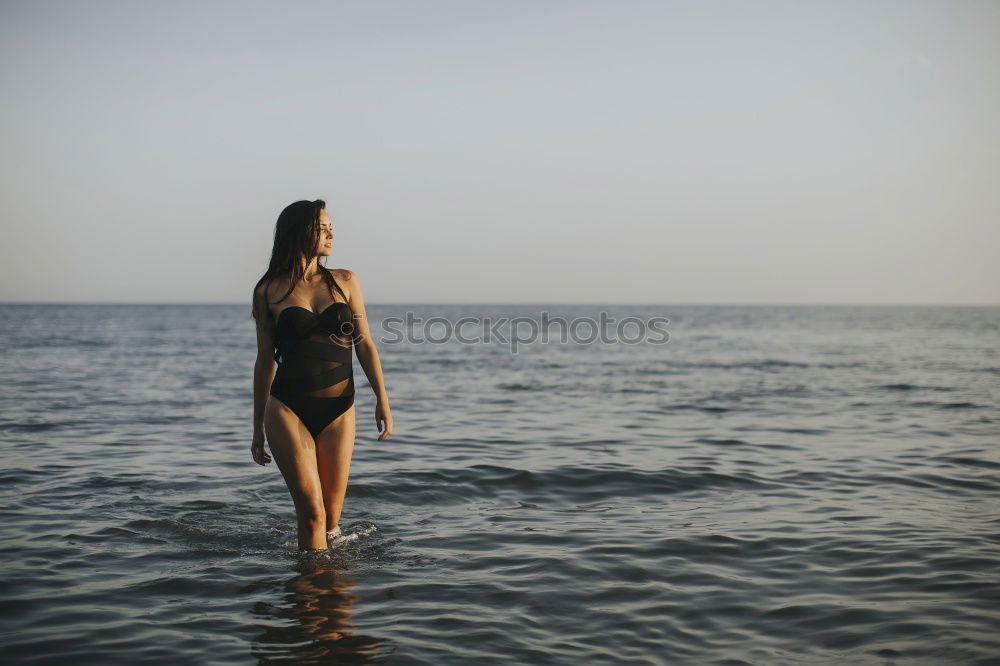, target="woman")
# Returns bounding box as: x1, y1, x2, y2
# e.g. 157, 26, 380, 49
250, 199, 393, 551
